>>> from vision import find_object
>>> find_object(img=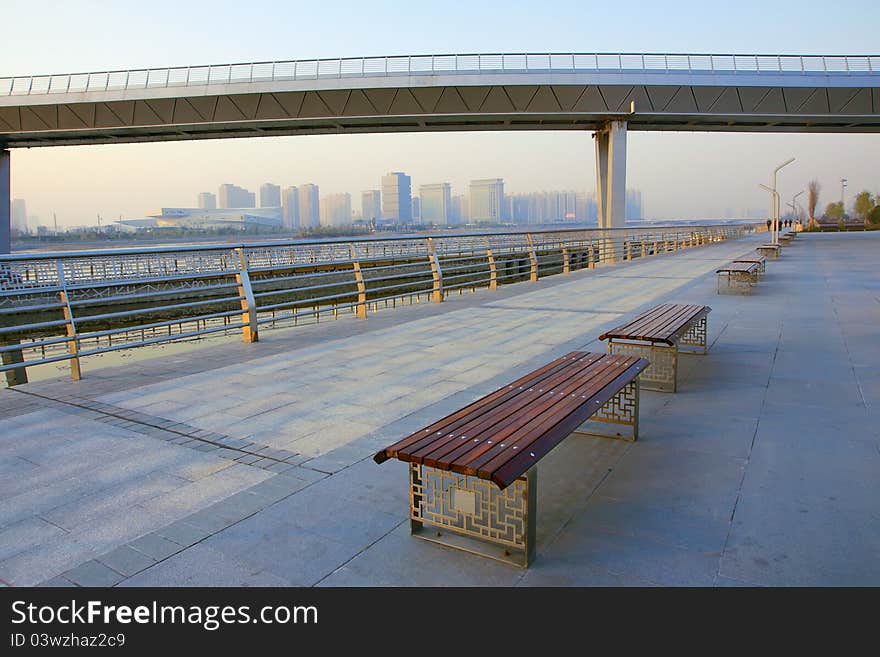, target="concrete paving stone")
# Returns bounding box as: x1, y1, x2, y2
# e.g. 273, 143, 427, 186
202, 517, 361, 586
567, 495, 731, 553
255, 491, 403, 548
319, 531, 522, 587
517, 555, 658, 587
97, 545, 157, 577
244, 473, 316, 502
40, 471, 188, 531
128, 534, 183, 562
713, 575, 766, 587
596, 442, 746, 519
262, 461, 297, 474
38, 575, 76, 587
764, 376, 866, 409
541, 521, 721, 587
0, 517, 68, 561
63, 559, 125, 587
719, 494, 880, 586
137, 463, 271, 520
155, 520, 214, 547
118, 544, 292, 587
